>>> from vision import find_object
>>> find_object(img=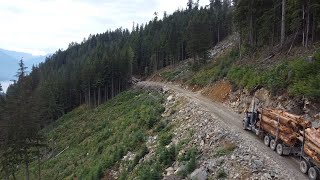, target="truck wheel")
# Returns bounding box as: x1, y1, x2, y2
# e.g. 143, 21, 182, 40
264, 136, 270, 146
276, 143, 283, 155
308, 167, 318, 180
300, 160, 309, 174
270, 139, 277, 151
242, 120, 246, 130
242, 119, 248, 130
